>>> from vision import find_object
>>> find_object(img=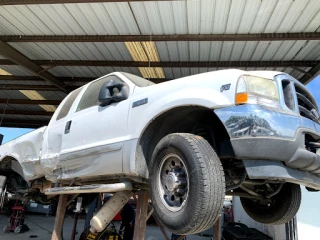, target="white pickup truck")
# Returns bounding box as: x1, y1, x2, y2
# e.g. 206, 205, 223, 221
0, 69, 320, 234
